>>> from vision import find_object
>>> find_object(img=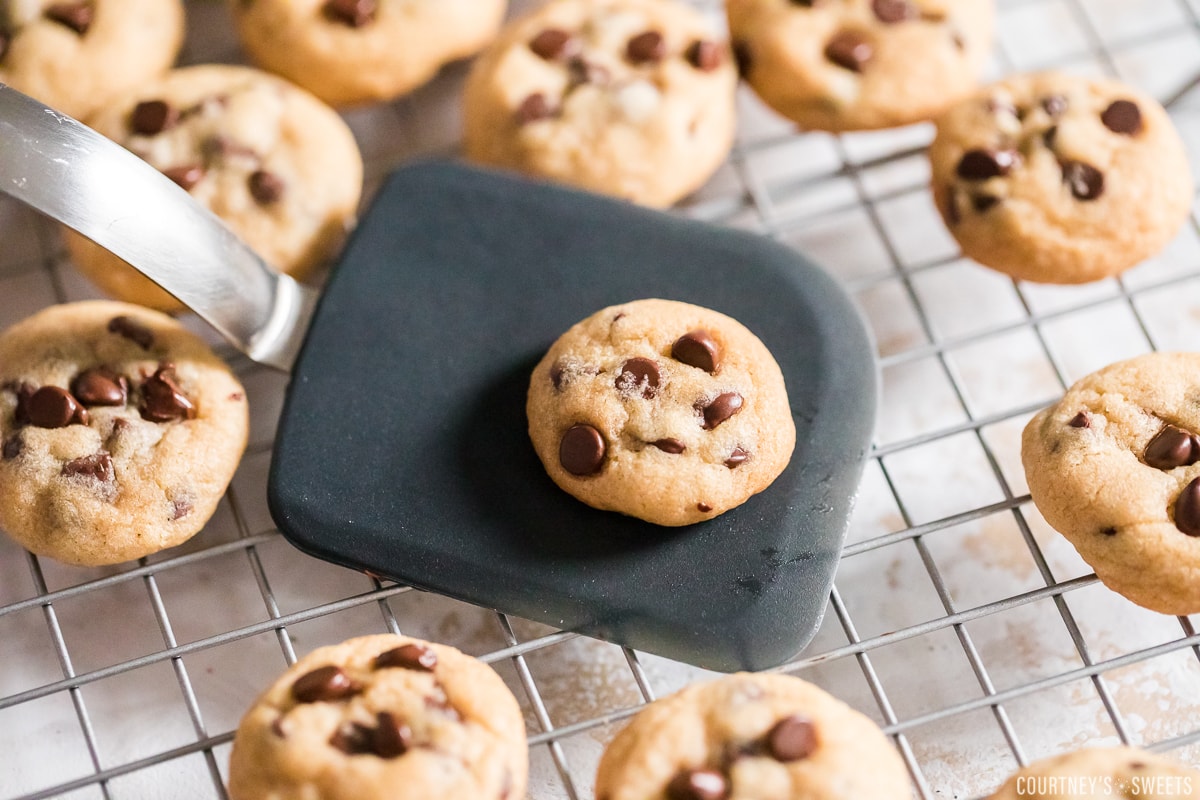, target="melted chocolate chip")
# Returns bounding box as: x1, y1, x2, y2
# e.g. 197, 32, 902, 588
27, 387, 88, 428
1061, 160, 1104, 201
626, 30, 666, 64
559, 423, 606, 475
329, 721, 375, 754
248, 169, 285, 205
550, 362, 566, 390
1144, 424, 1200, 469
971, 194, 1000, 213
374, 643, 438, 671
824, 31, 873, 72
108, 315, 154, 349
529, 28, 578, 61
171, 497, 193, 520
767, 714, 818, 761
292, 665, 361, 703
70, 368, 127, 407
1042, 125, 1058, 150
324, 0, 375, 27
44, 2, 93, 34
131, 100, 179, 136
371, 711, 413, 758
566, 57, 611, 88
1174, 477, 1200, 537
652, 438, 687, 454
700, 392, 743, 430
515, 93, 556, 124
139, 364, 196, 423
9, 382, 34, 426
672, 330, 721, 374
666, 768, 728, 800
163, 164, 205, 191
2, 434, 22, 460
686, 40, 723, 71
1100, 526, 1117, 537
1068, 411, 1091, 428
617, 358, 661, 398
1041, 94, 1067, 117
697, 502, 713, 512
725, 447, 749, 468
956, 148, 1020, 180
872, 0, 914, 23
61, 452, 114, 482
1101, 99, 1142, 136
